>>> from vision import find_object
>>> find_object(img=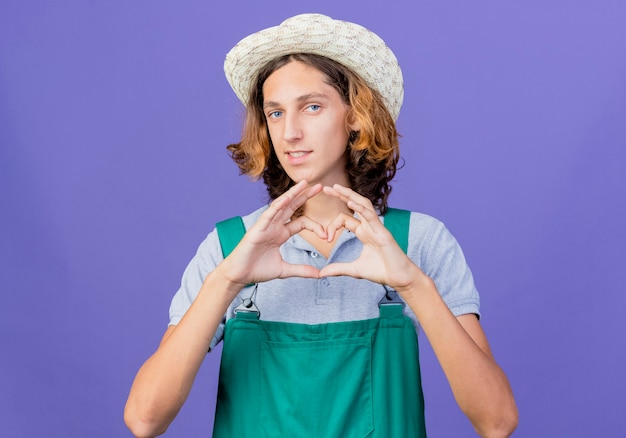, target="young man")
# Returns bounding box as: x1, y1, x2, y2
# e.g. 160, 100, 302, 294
125, 13, 518, 437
